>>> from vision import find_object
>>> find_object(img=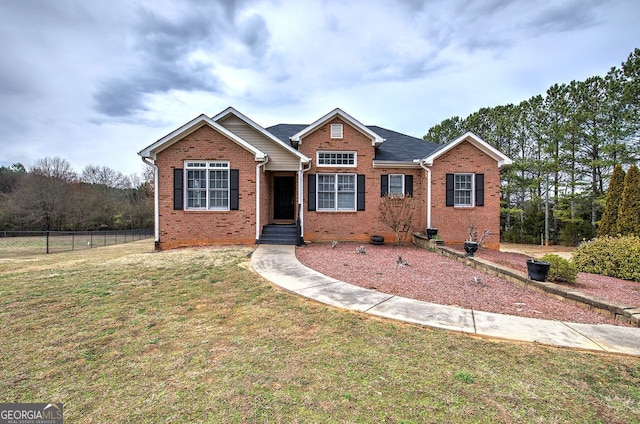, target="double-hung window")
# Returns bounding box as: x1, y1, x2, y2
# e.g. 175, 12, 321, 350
317, 173, 356, 211
454, 173, 473, 207
445, 173, 484, 207
388, 174, 405, 196
185, 161, 229, 210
